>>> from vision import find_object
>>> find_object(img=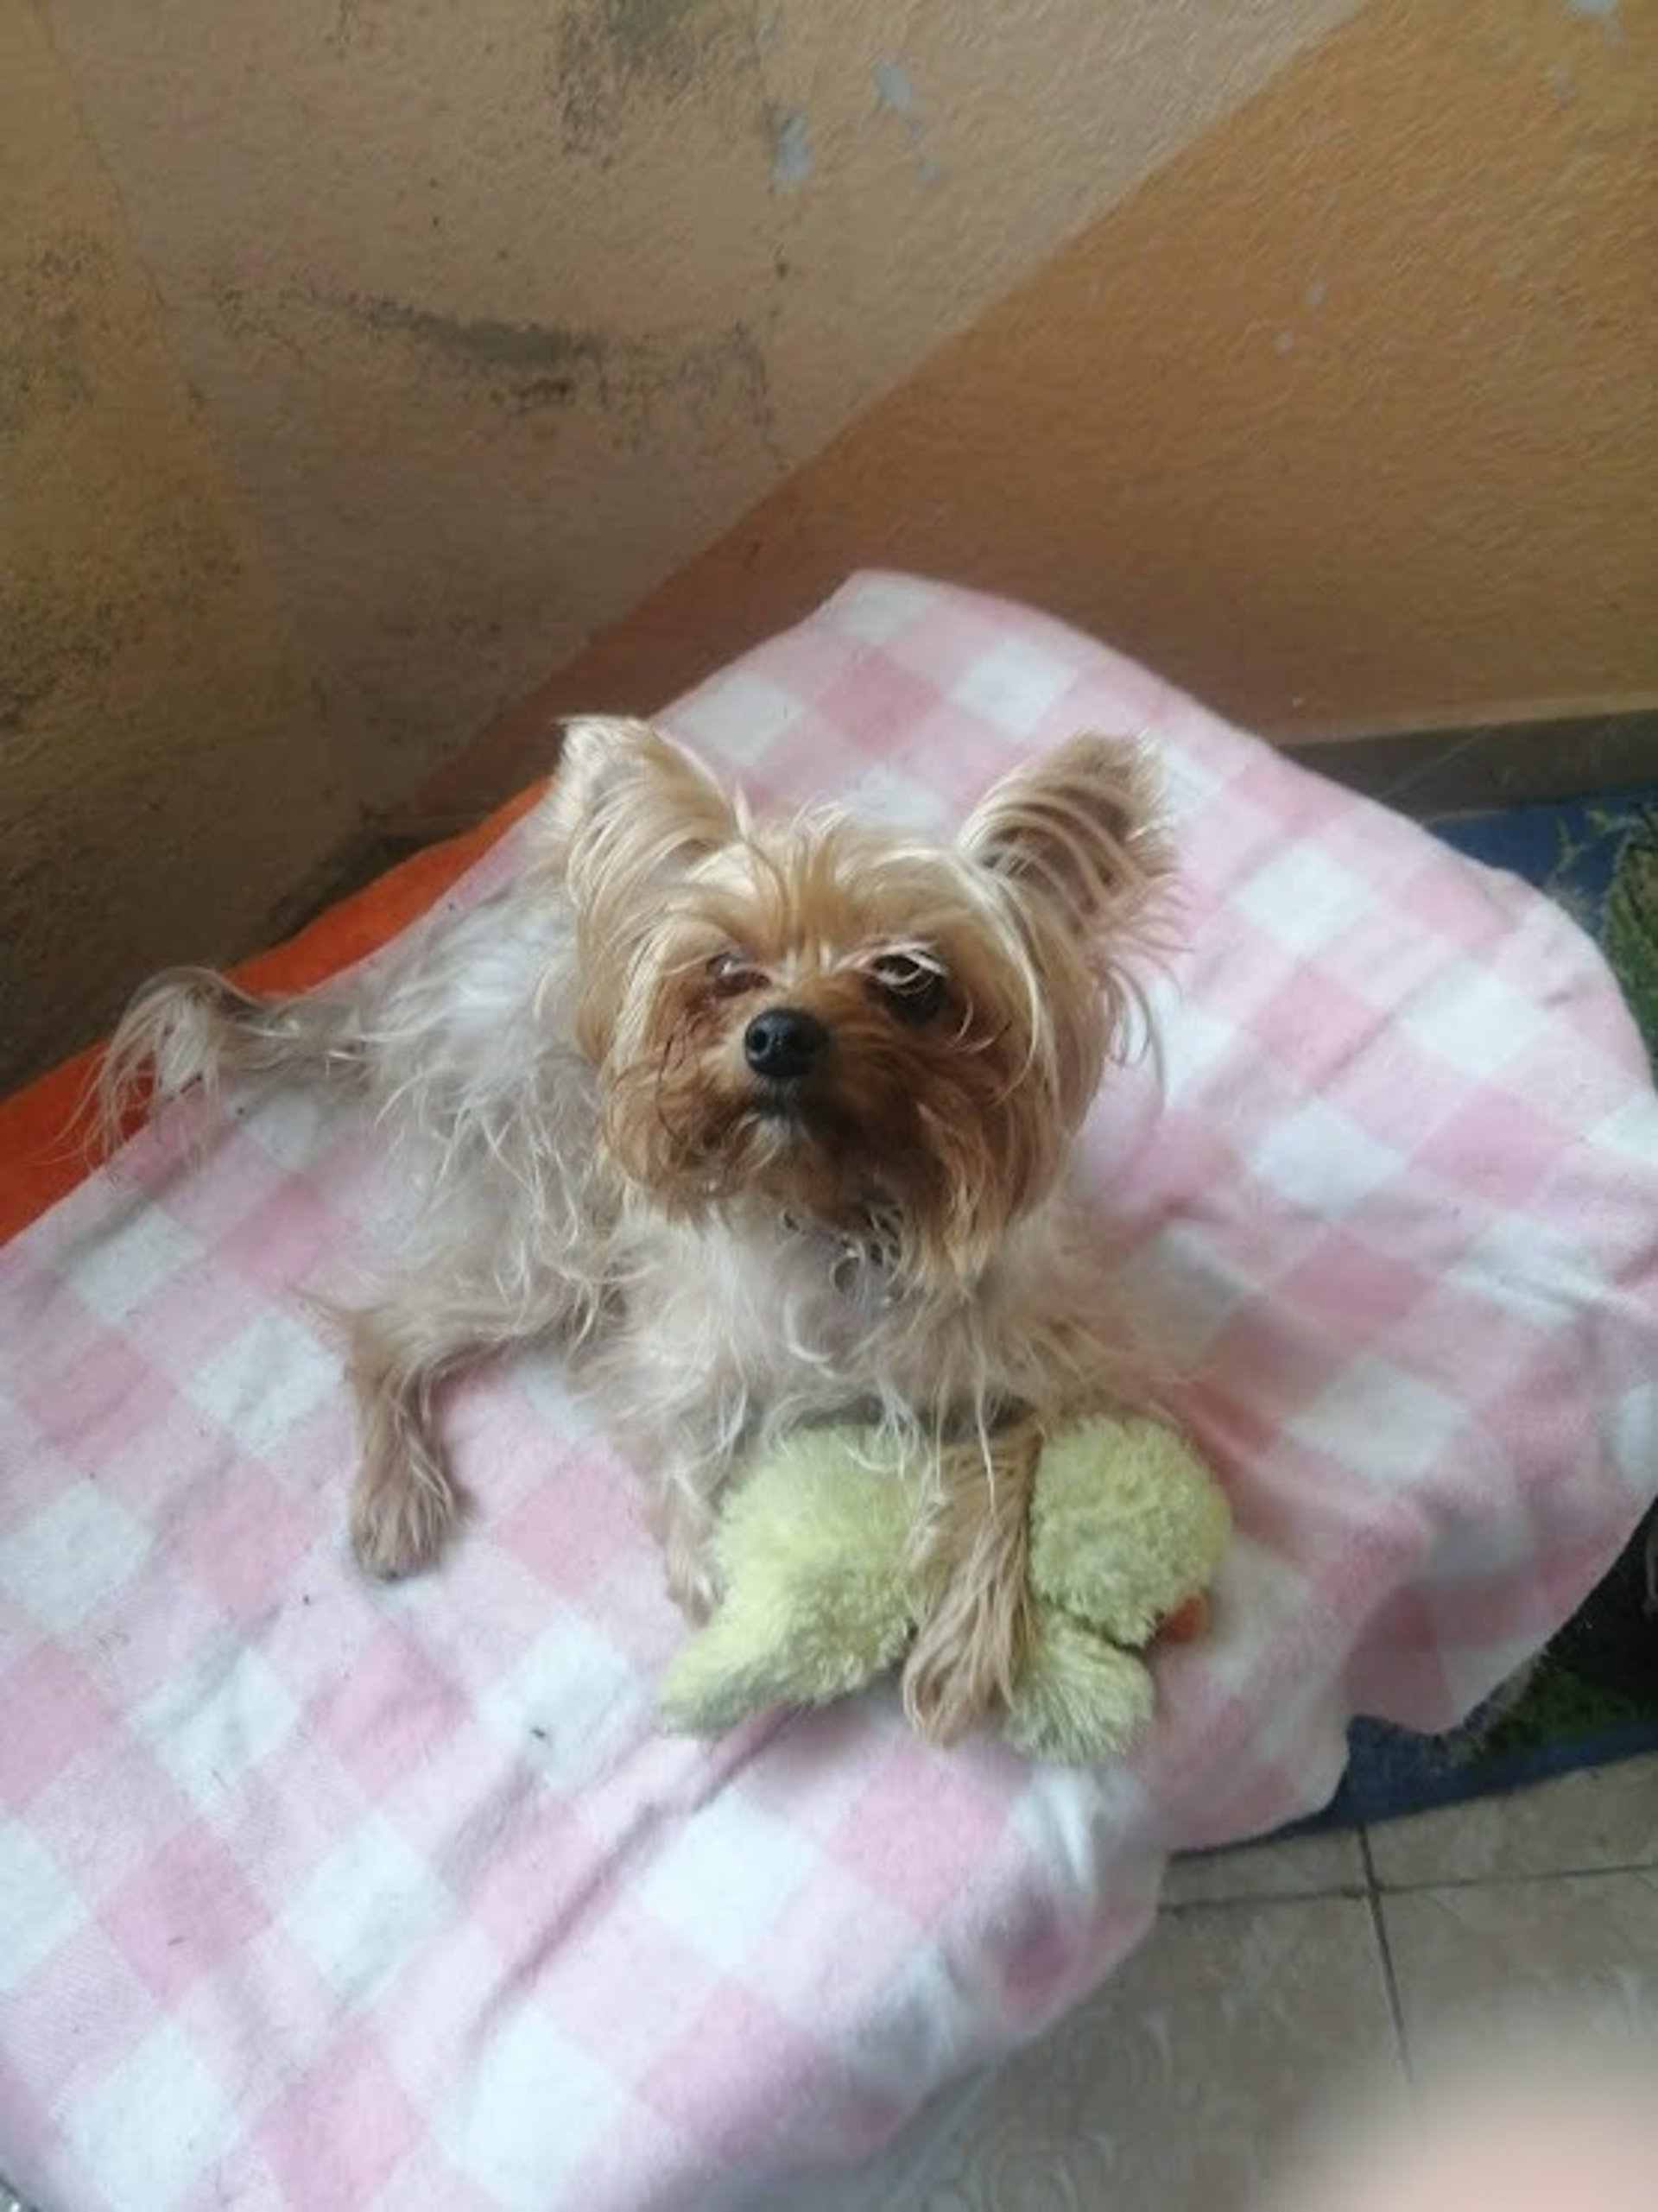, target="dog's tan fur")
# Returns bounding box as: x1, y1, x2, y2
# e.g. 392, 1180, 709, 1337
102, 717, 1170, 1744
